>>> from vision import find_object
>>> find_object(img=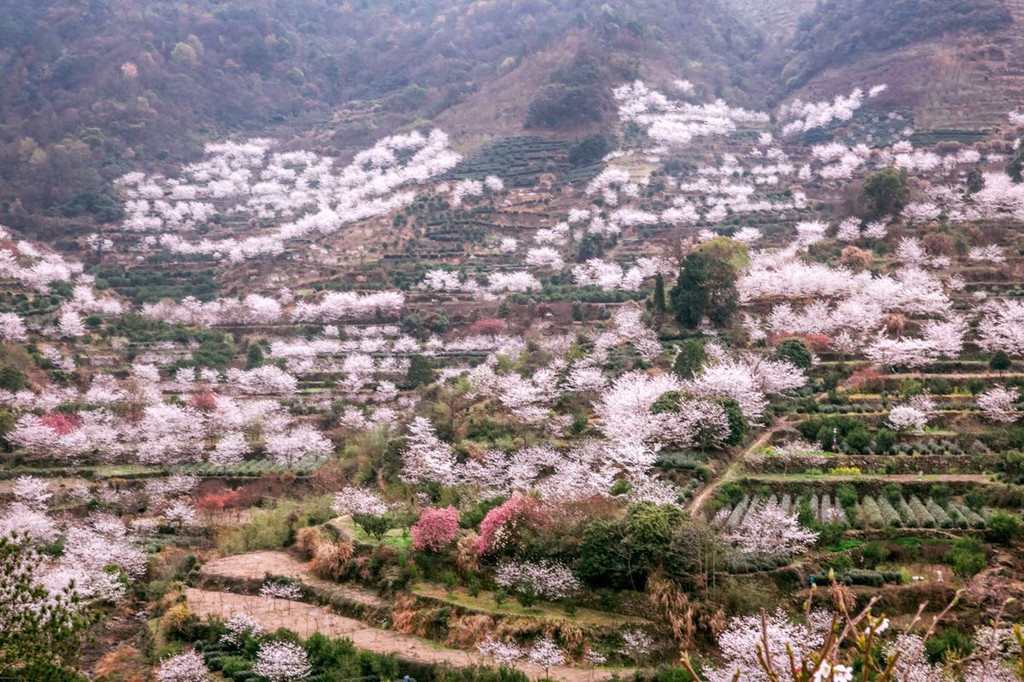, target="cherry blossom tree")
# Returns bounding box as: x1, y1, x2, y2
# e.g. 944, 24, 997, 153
977, 386, 1020, 424
252, 641, 311, 682
163, 499, 198, 529
400, 417, 460, 486
494, 560, 580, 601
12, 476, 52, 510
527, 637, 566, 678
724, 498, 818, 559
709, 609, 832, 682
57, 310, 87, 338
887, 405, 929, 433
221, 612, 265, 647
331, 487, 389, 517
265, 425, 332, 467
227, 366, 298, 394
865, 336, 936, 370
0, 312, 28, 342
978, 300, 1024, 356
477, 638, 525, 668
259, 582, 303, 601
619, 628, 655, 664
157, 650, 210, 682
210, 432, 249, 466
